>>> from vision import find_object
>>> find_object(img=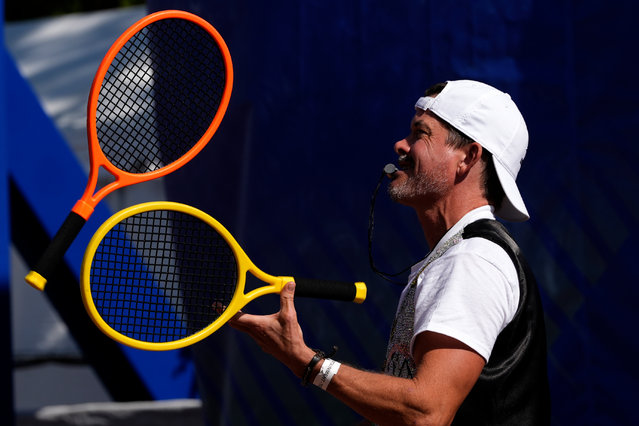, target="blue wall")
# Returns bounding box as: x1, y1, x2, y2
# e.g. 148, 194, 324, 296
146, 1, 639, 424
